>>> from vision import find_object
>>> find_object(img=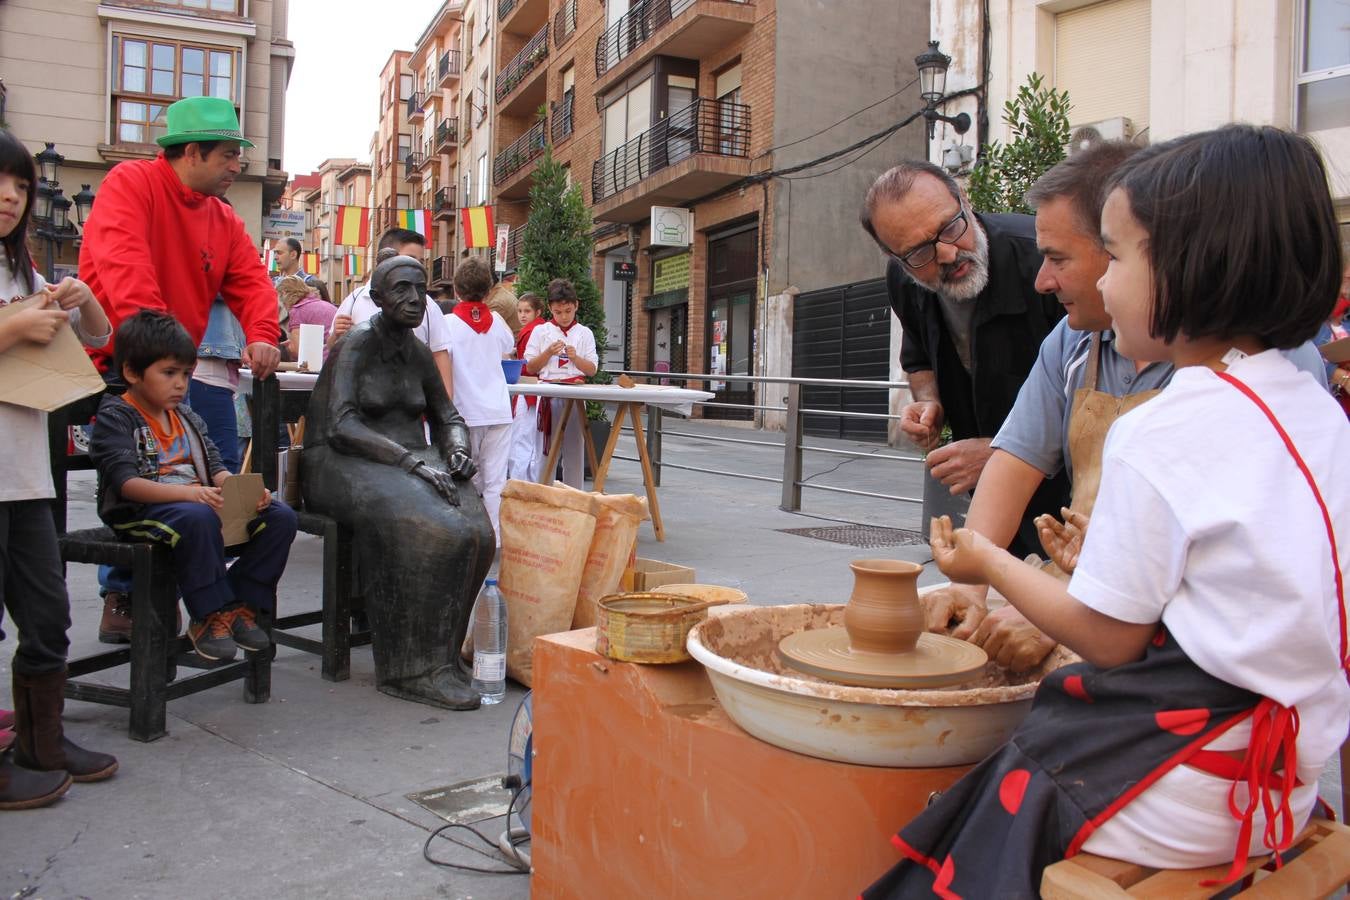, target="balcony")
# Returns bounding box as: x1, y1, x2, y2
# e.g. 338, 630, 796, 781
437, 50, 461, 85
404, 151, 426, 180
436, 117, 460, 149
499, 0, 547, 37
590, 98, 751, 222
406, 90, 426, 122
493, 117, 548, 200
496, 23, 549, 115
504, 226, 526, 269
594, 0, 755, 89
434, 186, 457, 220
431, 255, 454, 286
554, 0, 578, 48
550, 92, 575, 145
